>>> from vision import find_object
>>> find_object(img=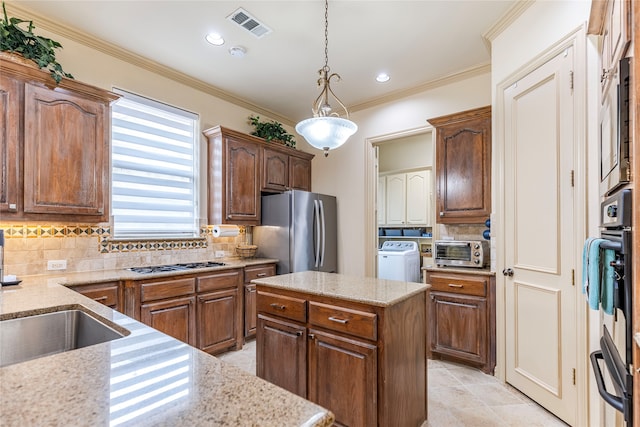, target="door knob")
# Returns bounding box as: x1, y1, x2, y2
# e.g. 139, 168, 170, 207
502, 268, 514, 277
